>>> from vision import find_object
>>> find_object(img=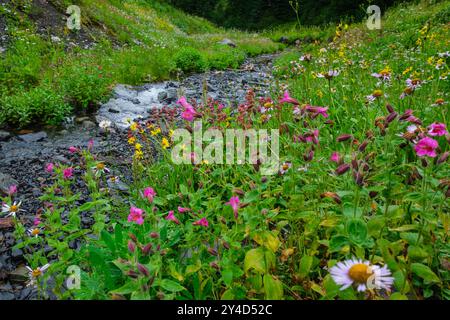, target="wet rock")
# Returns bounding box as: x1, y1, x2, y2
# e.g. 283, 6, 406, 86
9, 265, 29, 283
82, 120, 96, 129
0, 130, 11, 141
18, 131, 47, 143
218, 38, 236, 48
11, 249, 23, 258
0, 172, 19, 194
0, 292, 15, 300
75, 117, 91, 124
